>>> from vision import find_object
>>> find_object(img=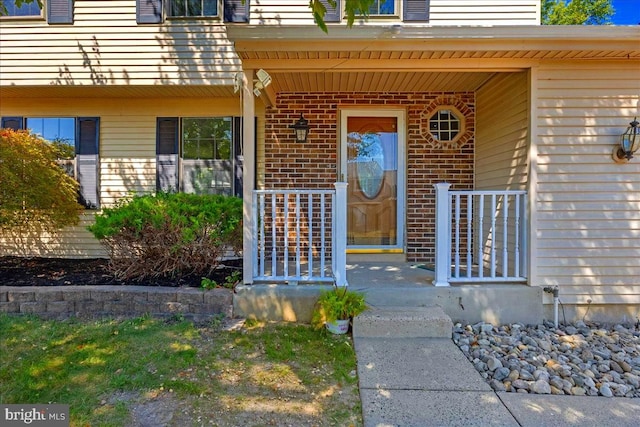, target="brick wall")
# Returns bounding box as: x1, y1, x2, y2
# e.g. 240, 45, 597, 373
264, 92, 475, 264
